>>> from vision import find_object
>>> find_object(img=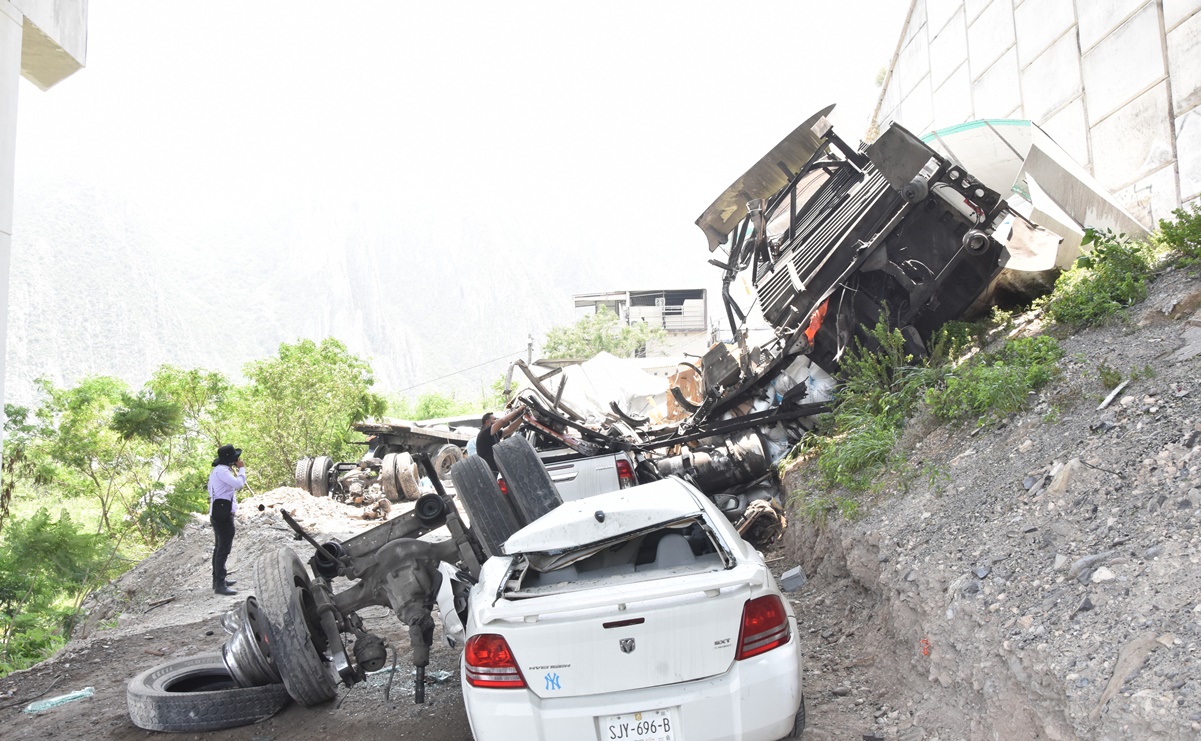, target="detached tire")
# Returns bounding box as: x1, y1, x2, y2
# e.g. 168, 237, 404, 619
394, 452, 421, 500
254, 547, 338, 706
449, 456, 522, 558
309, 456, 332, 498
380, 453, 401, 502
127, 654, 290, 732
294, 457, 313, 494
494, 436, 562, 524
431, 444, 464, 480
